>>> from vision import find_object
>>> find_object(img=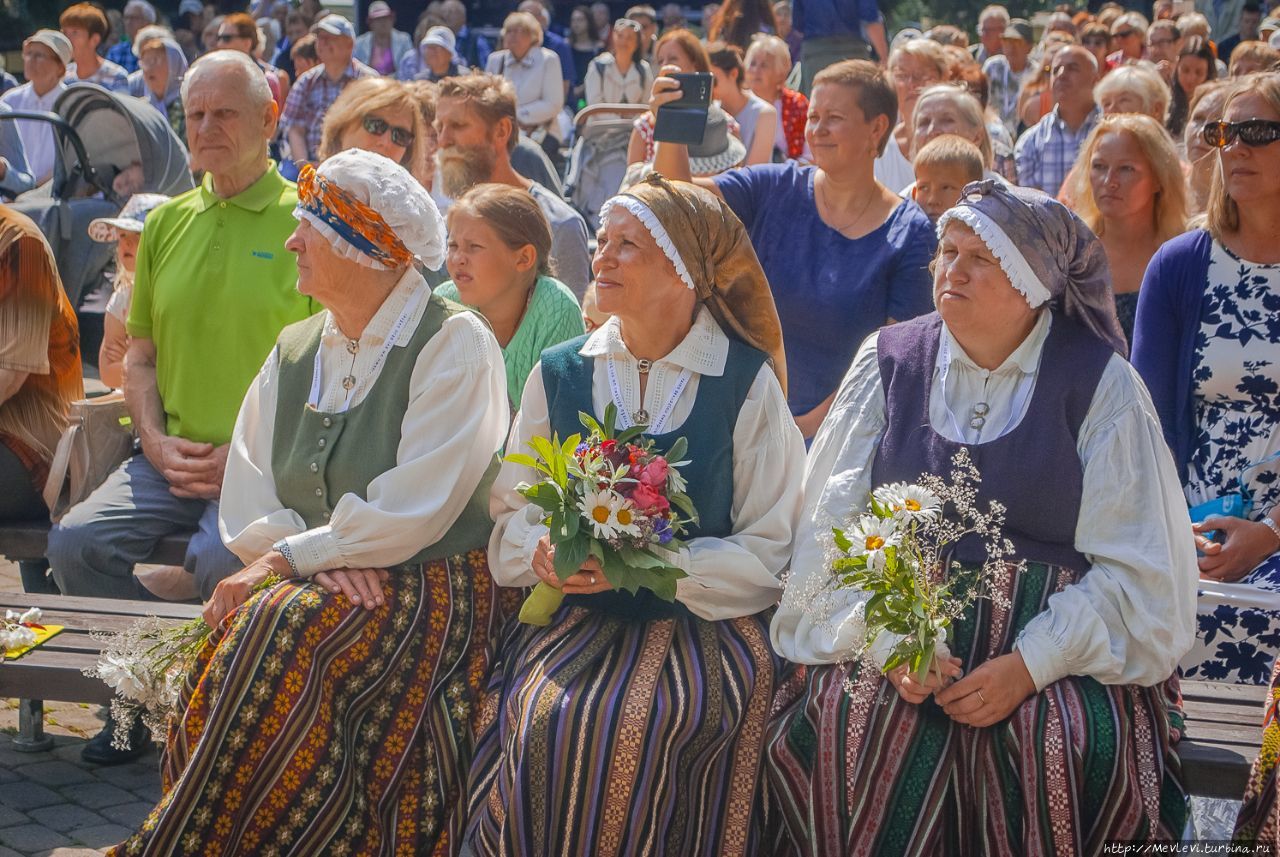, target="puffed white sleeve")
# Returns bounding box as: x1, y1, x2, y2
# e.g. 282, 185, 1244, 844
669, 363, 806, 621
220, 346, 309, 563
771, 332, 894, 664
487, 361, 553, 588
282, 312, 510, 575
1012, 355, 1198, 691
